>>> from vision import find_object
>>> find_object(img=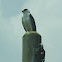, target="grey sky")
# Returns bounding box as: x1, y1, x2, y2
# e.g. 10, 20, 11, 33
1, 0, 27, 18
0, 0, 62, 62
